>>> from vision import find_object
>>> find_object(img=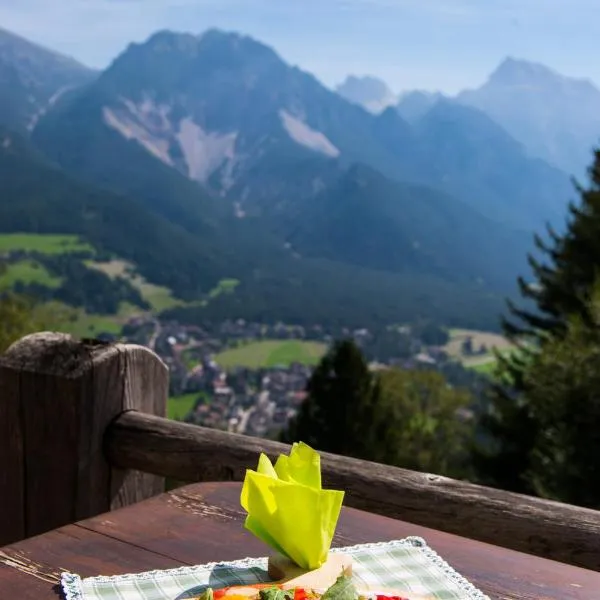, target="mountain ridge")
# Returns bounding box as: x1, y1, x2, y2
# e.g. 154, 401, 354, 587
340, 56, 600, 180
1, 25, 576, 331
0, 27, 93, 72
34, 28, 572, 233
0, 27, 96, 134
457, 56, 600, 178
